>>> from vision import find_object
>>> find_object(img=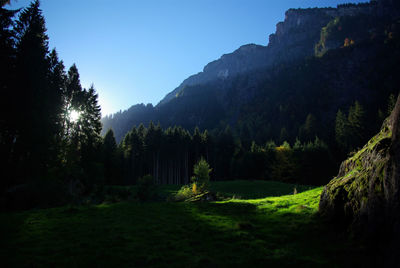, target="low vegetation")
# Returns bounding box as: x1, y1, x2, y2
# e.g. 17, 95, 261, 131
0, 181, 369, 267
